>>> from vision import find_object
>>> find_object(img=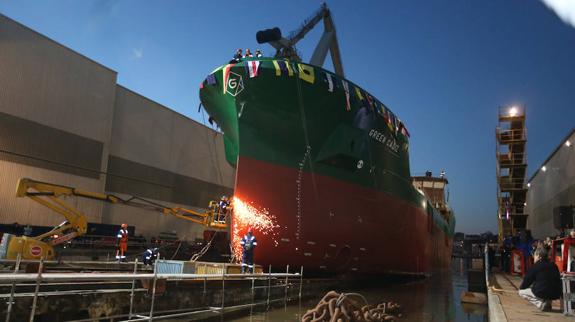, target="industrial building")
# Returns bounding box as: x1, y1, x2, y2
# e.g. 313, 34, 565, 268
0, 14, 235, 240
526, 128, 575, 239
